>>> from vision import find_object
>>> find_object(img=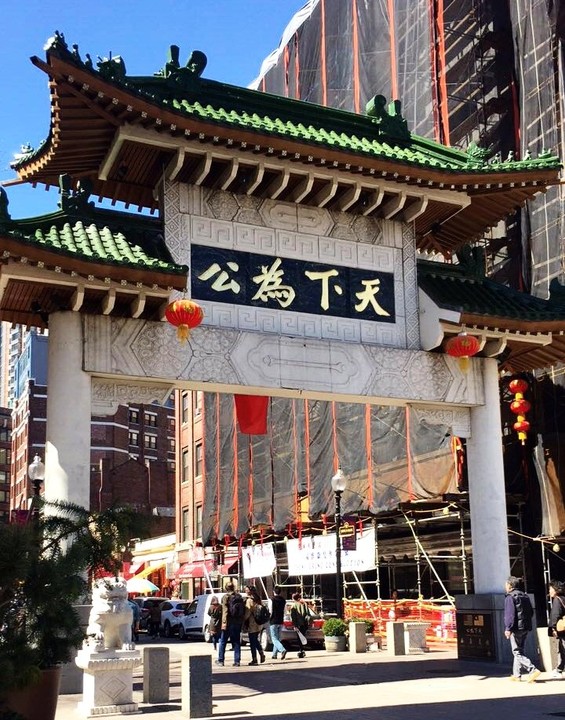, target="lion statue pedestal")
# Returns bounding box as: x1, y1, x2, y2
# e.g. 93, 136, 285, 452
75, 578, 142, 717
